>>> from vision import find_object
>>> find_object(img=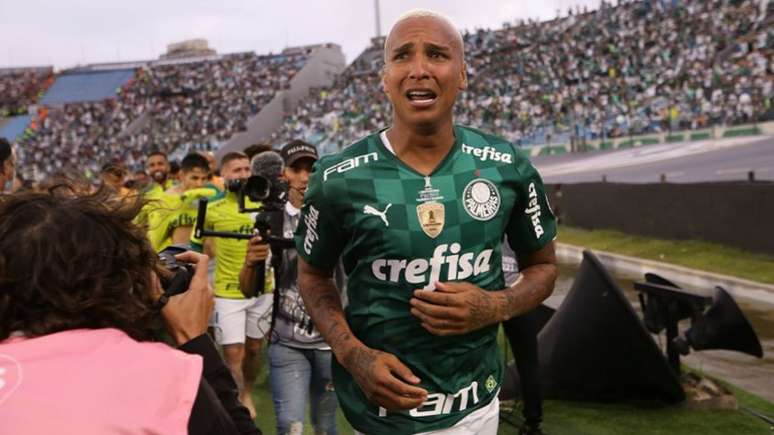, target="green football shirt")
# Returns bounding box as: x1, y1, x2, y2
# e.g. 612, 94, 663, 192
294, 125, 557, 434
